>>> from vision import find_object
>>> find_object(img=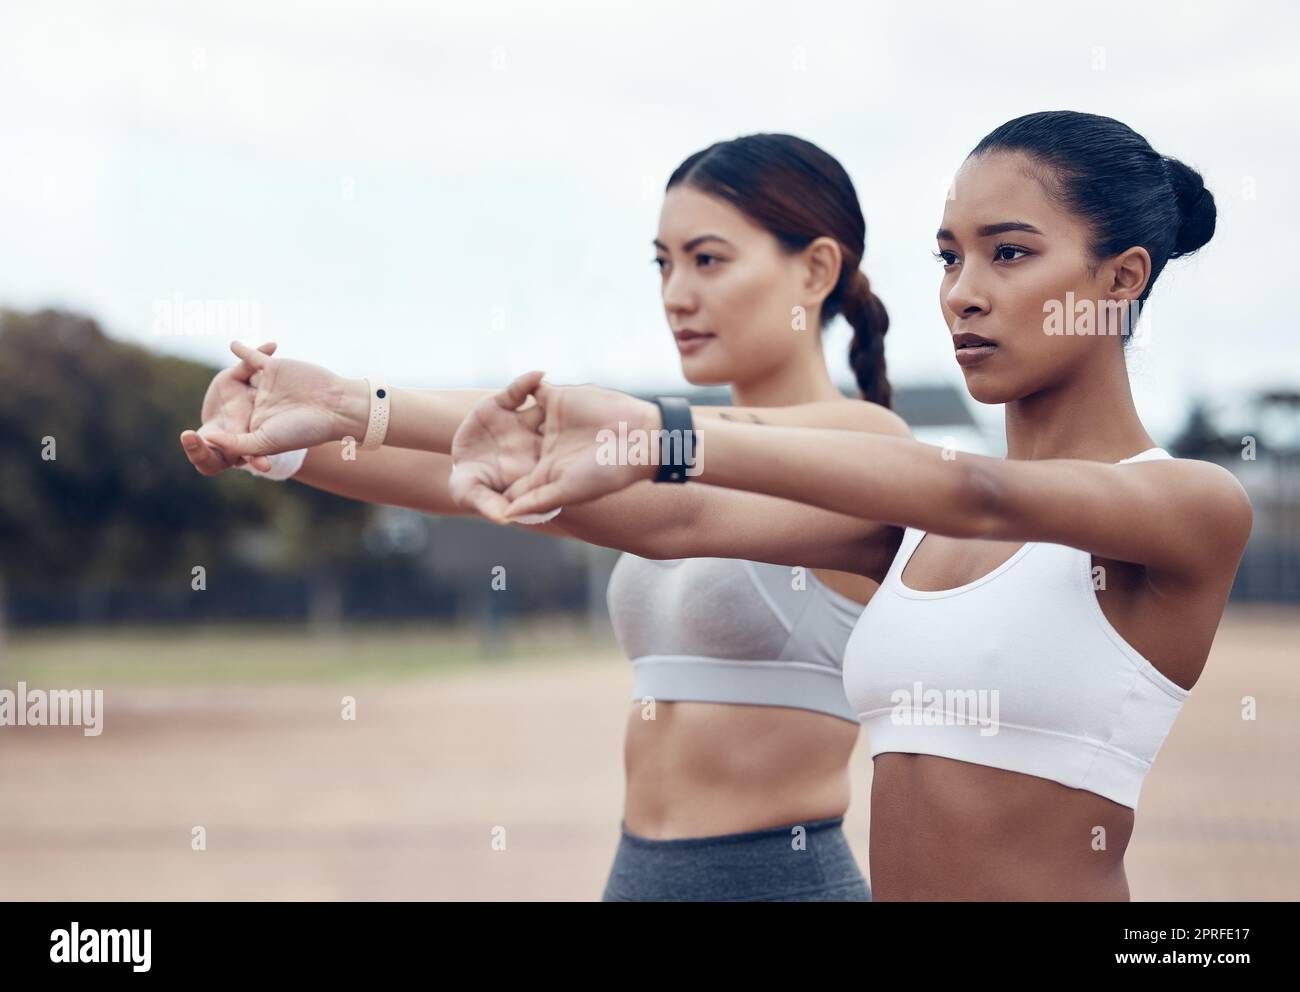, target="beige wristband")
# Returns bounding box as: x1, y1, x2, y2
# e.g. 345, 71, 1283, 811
361, 376, 390, 450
